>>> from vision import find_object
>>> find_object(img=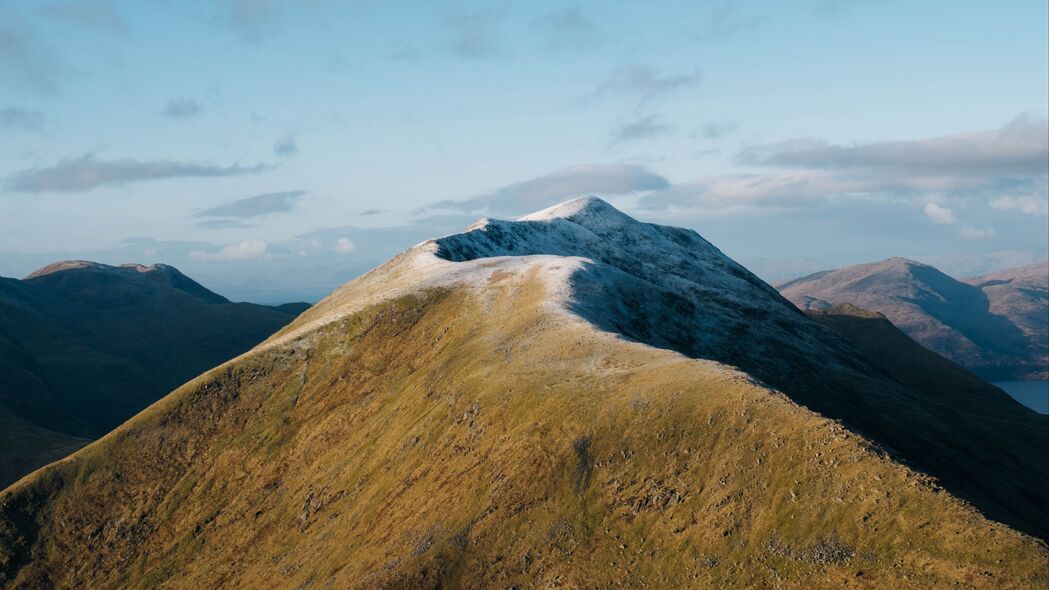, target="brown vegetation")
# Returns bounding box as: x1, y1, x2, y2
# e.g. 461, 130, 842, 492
2, 271, 1046, 589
